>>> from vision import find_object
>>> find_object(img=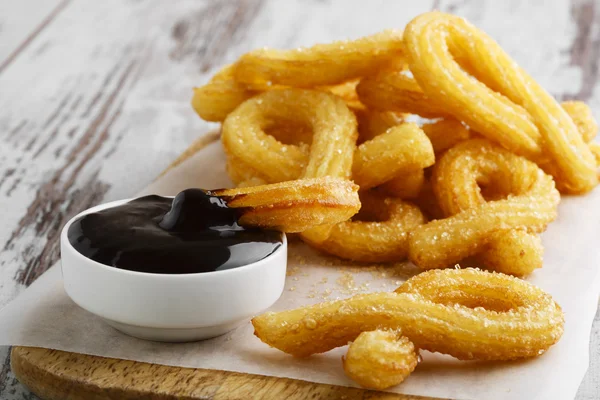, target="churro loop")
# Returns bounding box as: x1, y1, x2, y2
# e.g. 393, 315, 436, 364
433, 139, 538, 217
404, 12, 597, 193
222, 89, 357, 183
235, 30, 405, 88
302, 192, 425, 262
252, 268, 564, 361
409, 139, 559, 273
